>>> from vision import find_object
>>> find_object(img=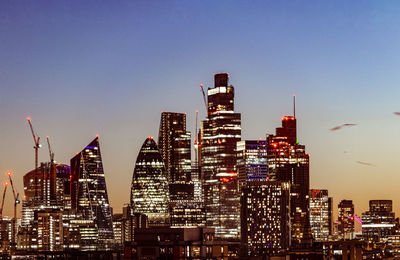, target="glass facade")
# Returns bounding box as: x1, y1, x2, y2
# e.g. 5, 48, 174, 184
309, 189, 333, 241
130, 137, 170, 227
200, 73, 241, 239
70, 137, 114, 240
237, 140, 268, 192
